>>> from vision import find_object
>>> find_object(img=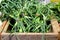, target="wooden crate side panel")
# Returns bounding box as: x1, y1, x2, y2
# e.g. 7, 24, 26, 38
1, 33, 58, 40
0, 21, 7, 33
51, 19, 60, 33
2, 21, 9, 33
0, 21, 7, 40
